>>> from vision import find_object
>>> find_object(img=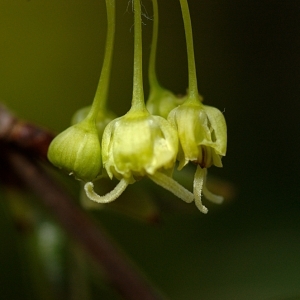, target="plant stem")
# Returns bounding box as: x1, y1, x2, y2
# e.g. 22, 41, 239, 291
0, 104, 54, 160
88, 0, 115, 120
179, 0, 199, 100
148, 0, 160, 89
131, 0, 146, 111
